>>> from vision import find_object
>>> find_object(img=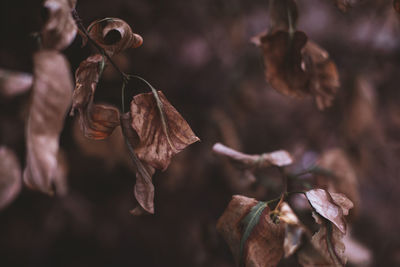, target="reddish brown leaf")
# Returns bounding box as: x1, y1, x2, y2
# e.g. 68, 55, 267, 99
24, 51, 73, 194
42, 0, 77, 50
130, 91, 199, 171
71, 54, 120, 140
0, 147, 22, 210
87, 18, 143, 56
0, 69, 32, 97
305, 189, 353, 234
121, 113, 155, 214
216, 195, 285, 266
